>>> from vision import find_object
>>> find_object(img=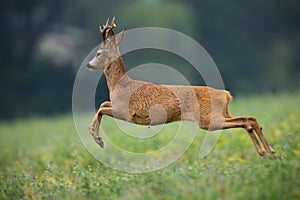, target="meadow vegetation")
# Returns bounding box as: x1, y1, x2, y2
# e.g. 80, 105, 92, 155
1, 93, 300, 199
